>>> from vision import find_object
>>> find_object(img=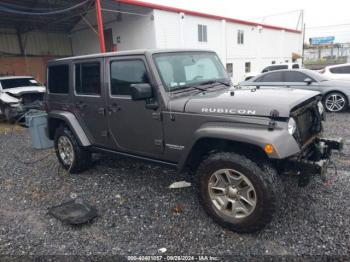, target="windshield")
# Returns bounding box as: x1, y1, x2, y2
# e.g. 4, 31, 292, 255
153, 52, 228, 91
1, 78, 43, 89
